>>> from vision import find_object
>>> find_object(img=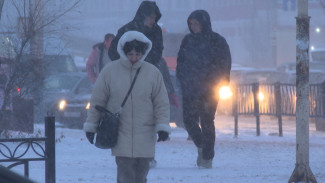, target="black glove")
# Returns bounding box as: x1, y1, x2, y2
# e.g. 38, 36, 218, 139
86, 132, 95, 144
157, 131, 169, 142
